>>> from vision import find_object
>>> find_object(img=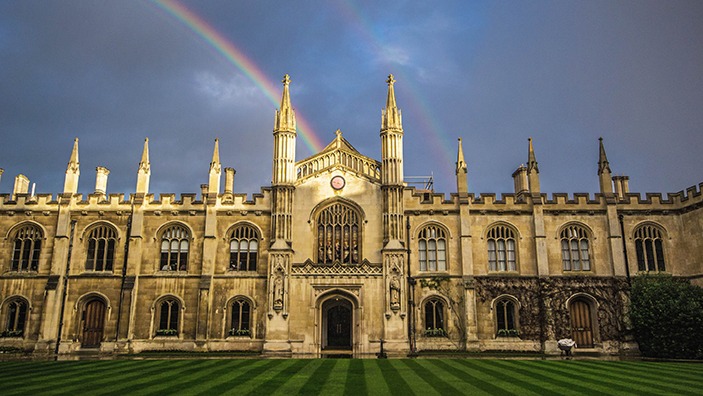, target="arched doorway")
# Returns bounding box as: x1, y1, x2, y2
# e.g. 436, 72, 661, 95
82, 299, 106, 348
570, 298, 594, 348
322, 297, 353, 350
